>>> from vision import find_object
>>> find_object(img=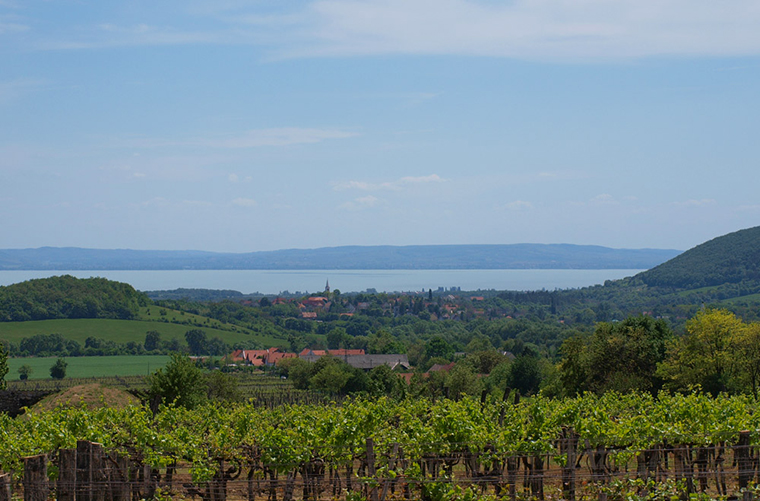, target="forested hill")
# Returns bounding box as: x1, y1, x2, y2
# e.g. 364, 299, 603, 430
636, 226, 760, 289
0, 275, 150, 322
0, 244, 681, 270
